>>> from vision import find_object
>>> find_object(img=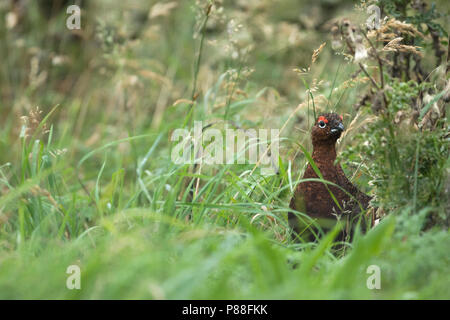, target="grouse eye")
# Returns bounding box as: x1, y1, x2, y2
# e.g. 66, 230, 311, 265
318, 120, 326, 128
